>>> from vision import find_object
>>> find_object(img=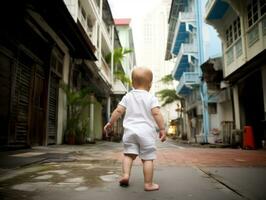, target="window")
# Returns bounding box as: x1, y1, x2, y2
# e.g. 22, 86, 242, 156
208, 103, 217, 114
51, 48, 64, 77
144, 23, 152, 43
225, 25, 233, 47
225, 17, 241, 47
233, 17, 241, 40
247, 0, 266, 27
247, 0, 258, 27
